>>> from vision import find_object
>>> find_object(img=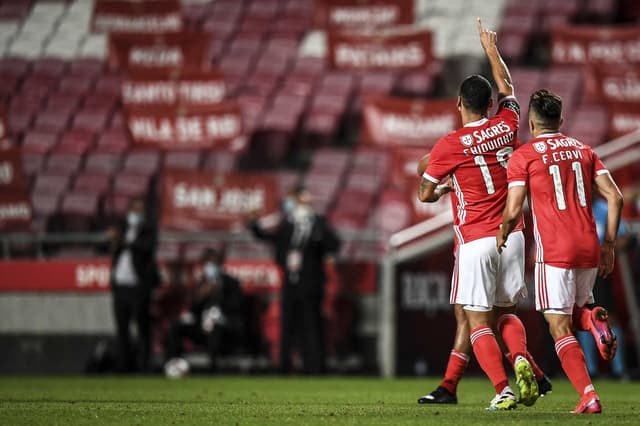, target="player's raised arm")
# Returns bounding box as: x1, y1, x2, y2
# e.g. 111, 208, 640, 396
477, 17, 513, 99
